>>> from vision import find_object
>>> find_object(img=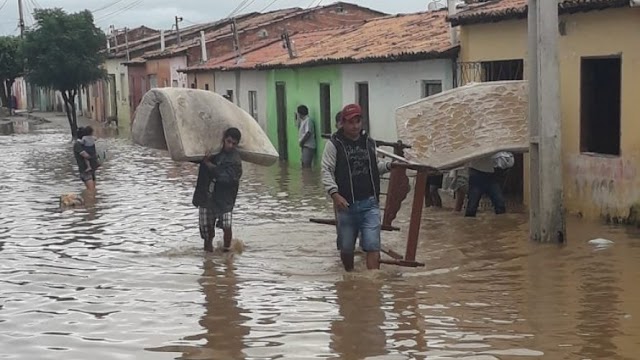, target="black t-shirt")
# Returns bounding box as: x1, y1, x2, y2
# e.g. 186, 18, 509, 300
341, 137, 374, 201
73, 141, 88, 173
